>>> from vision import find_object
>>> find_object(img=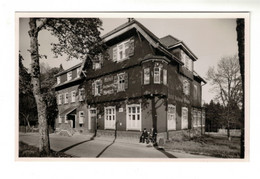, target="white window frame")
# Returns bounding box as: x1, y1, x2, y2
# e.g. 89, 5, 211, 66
194, 84, 198, 100
67, 71, 72, 81
94, 80, 102, 96
183, 79, 190, 95
144, 68, 150, 85
192, 109, 198, 127
57, 76, 60, 84
117, 73, 125, 92
167, 104, 176, 130
79, 111, 84, 124
154, 67, 161, 84
64, 93, 69, 104
117, 40, 129, 62
104, 106, 116, 130
79, 88, 85, 101
58, 115, 62, 124
77, 67, 80, 78
181, 107, 188, 129
71, 90, 76, 103
126, 104, 142, 131
58, 94, 62, 105
163, 69, 167, 85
